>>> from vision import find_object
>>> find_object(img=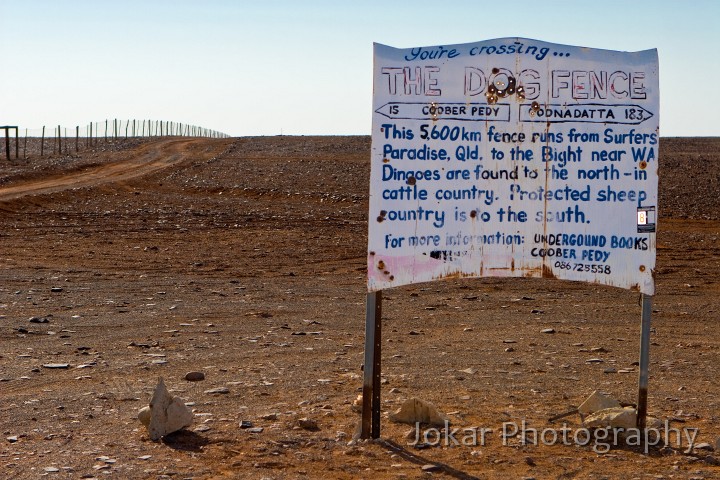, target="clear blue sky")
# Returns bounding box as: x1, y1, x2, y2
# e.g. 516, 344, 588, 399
1, 0, 717, 137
